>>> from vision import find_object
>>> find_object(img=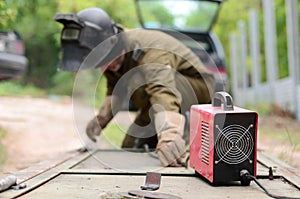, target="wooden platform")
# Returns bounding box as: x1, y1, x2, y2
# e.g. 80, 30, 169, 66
1, 149, 300, 199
